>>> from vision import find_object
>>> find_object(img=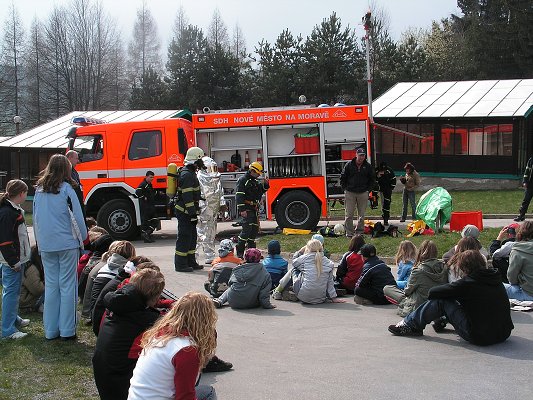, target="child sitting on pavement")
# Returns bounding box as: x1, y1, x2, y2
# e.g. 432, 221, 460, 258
393, 240, 417, 289
213, 248, 275, 309
272, 239, 346, 305
204, 239, 242, 298
388, 250, 514, 346
383, 240, 448, 318
335, 235, 366, 293
262, 240, 288, 289
354, 244, 396, 305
